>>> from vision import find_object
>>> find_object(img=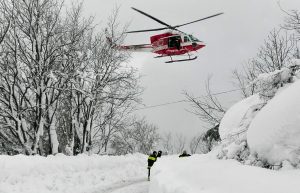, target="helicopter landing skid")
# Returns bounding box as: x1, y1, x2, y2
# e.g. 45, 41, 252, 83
165, 56, 197, 63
